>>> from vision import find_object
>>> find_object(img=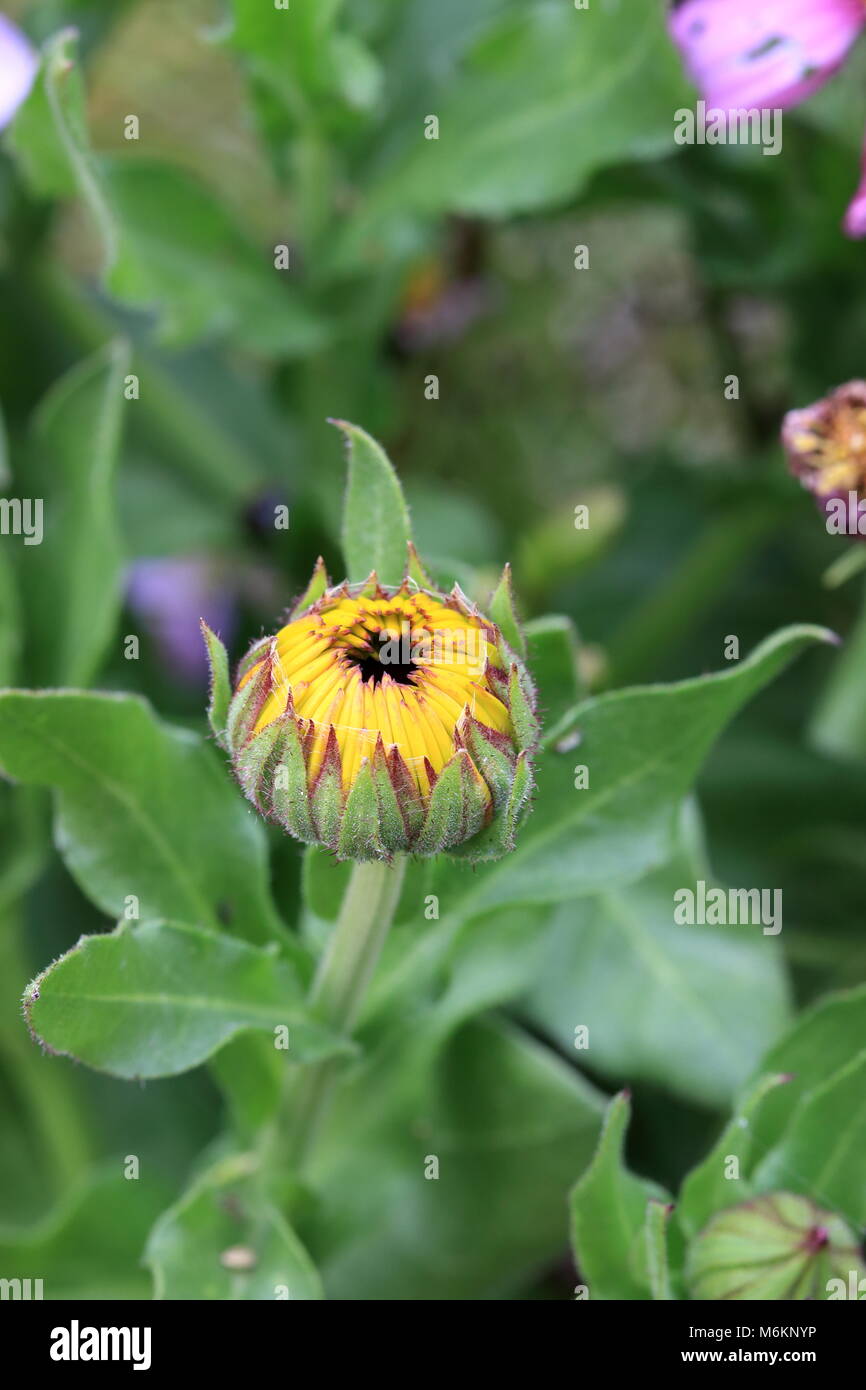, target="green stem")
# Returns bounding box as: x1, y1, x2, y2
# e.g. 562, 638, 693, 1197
265, 857, 406, 1183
